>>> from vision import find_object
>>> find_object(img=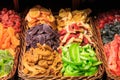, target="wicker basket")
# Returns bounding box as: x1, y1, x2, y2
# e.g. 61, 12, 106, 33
18, 18, 105, 80
94, 17, 120, 80
0, 26, 22, 80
